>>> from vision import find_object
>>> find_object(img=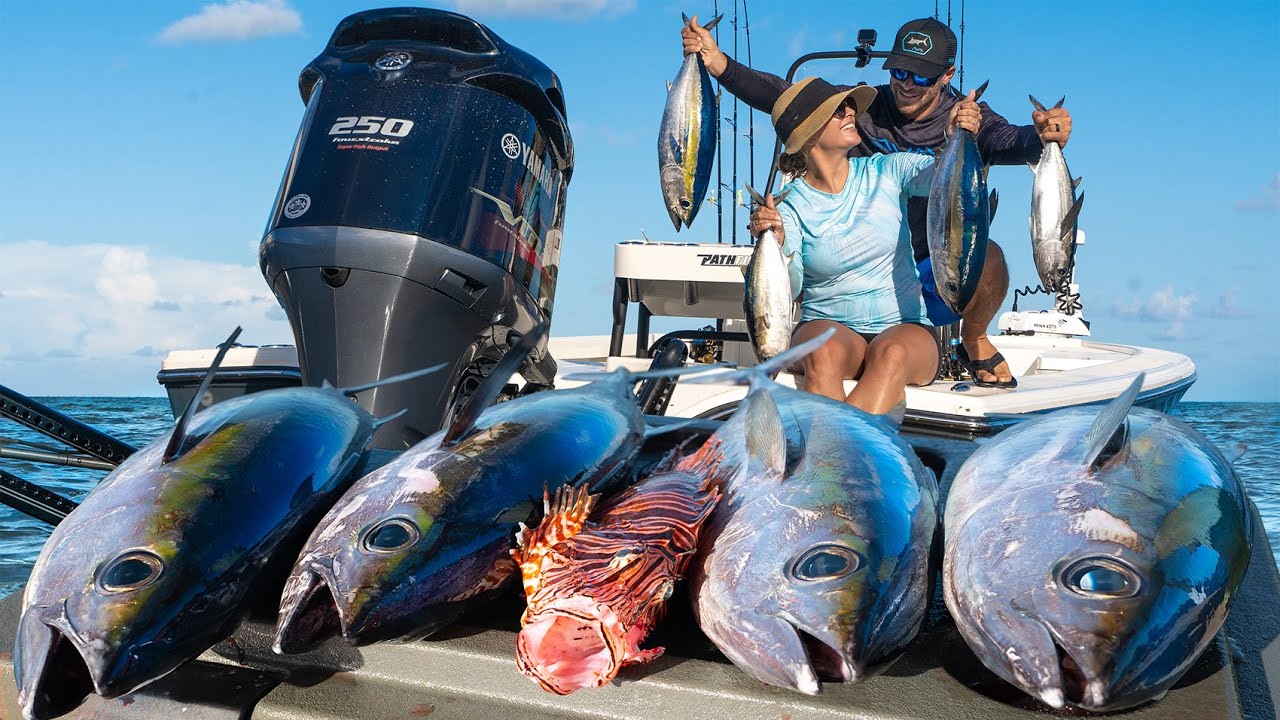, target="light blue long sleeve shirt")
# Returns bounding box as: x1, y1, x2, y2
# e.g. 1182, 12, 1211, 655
778, 153, 935, 334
